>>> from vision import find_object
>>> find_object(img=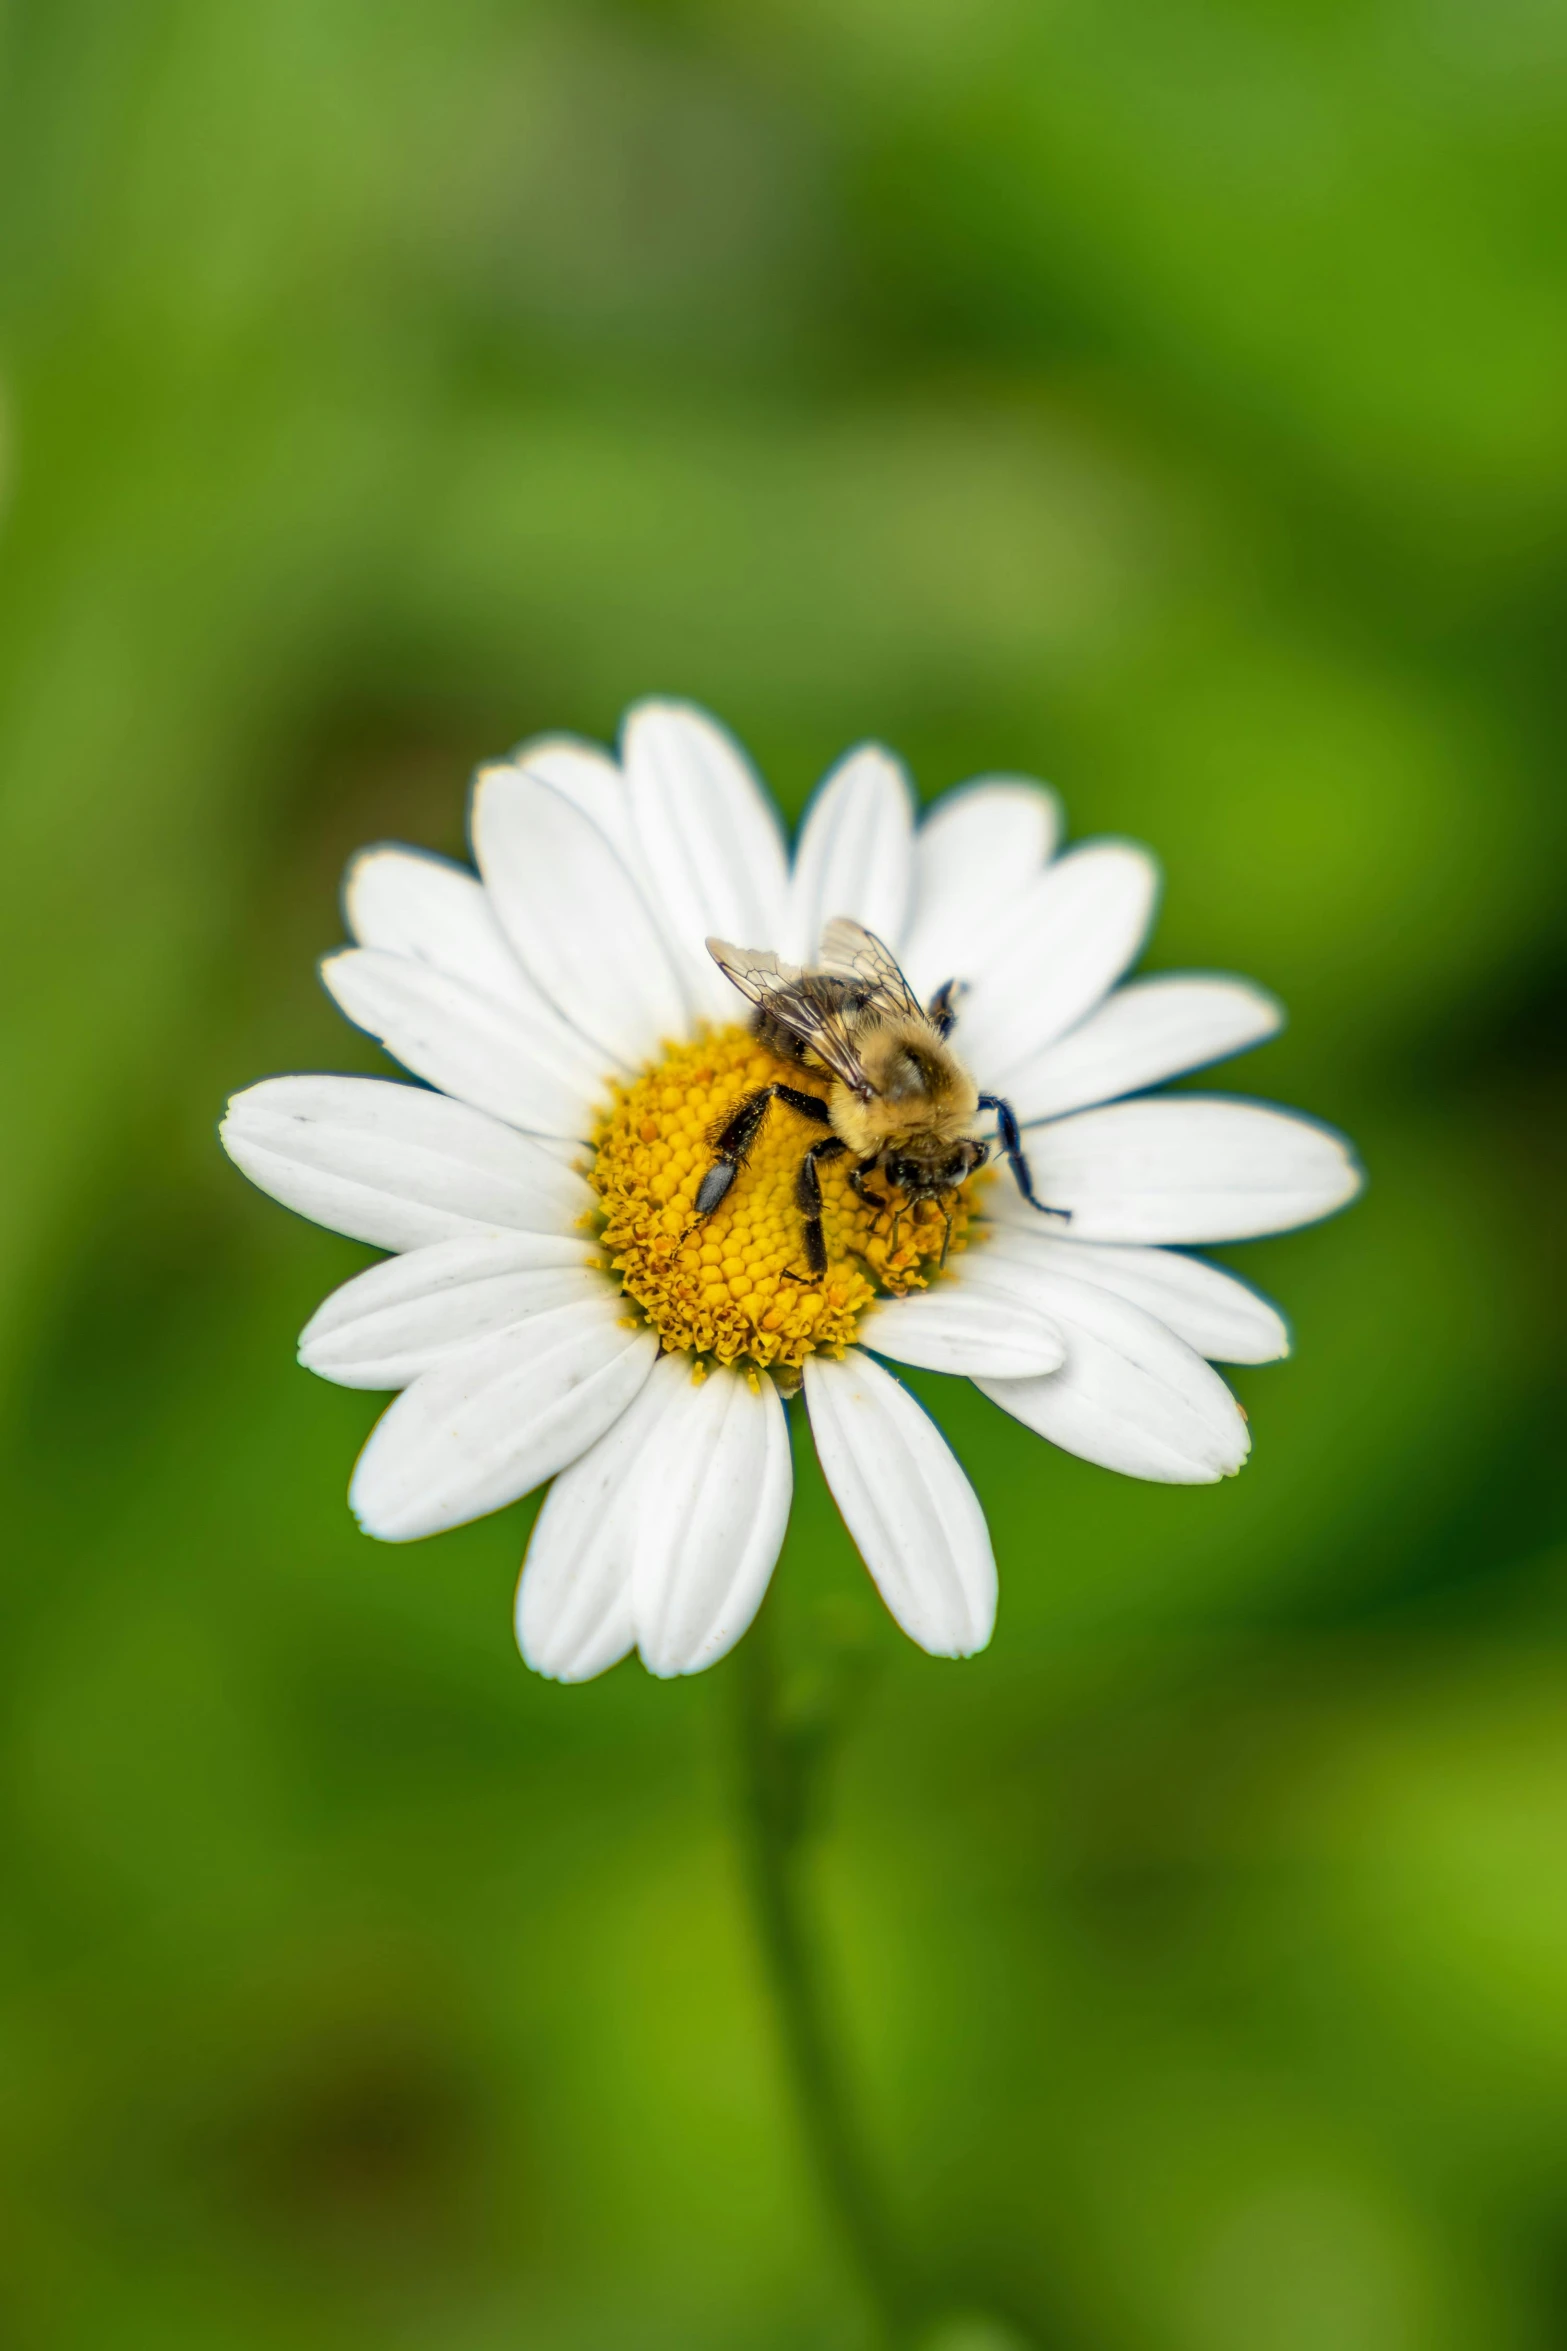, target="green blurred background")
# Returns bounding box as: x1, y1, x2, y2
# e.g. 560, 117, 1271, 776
2, 1, 1565, 2344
